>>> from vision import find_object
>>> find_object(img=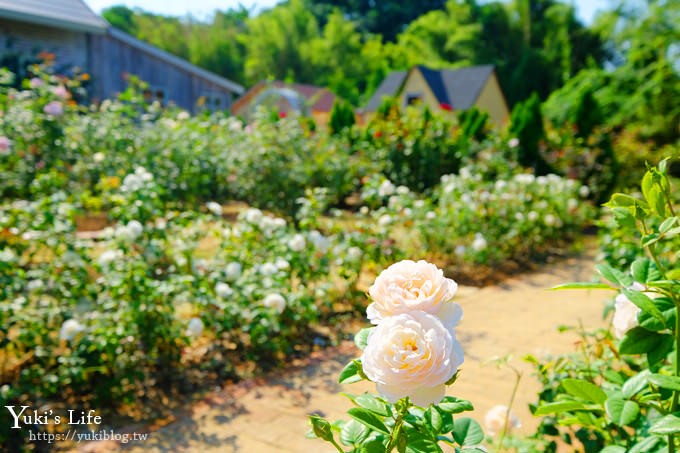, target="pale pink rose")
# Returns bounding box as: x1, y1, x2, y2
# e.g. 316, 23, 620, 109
367, 260, 461, 327
262, 293, 286, 313
484, 405, 522, 436
612, 284, 645, 339
0, 136, 11, 155
29, 78, 43, 89
52, 85, 69, 98
43, 101, 63, 116
361, 311, 464, 407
